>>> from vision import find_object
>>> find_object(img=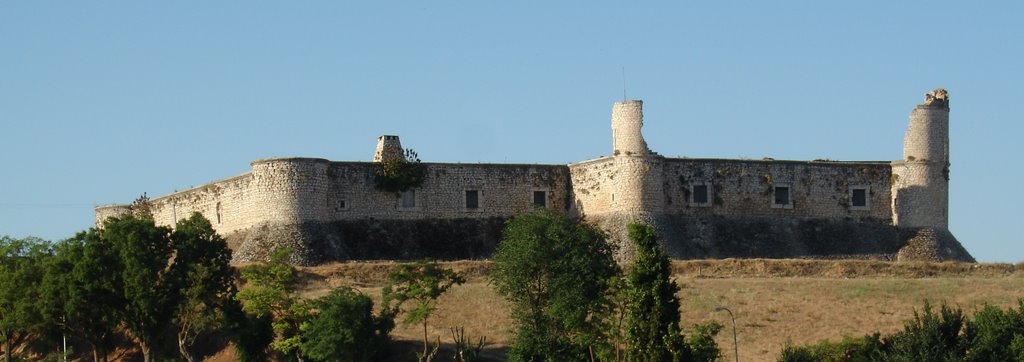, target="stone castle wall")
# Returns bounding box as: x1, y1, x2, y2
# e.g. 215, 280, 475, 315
662, 158, 893, 220
98, 159, 571, 238
95, 88, 971, 264
95, 172, 255, 234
